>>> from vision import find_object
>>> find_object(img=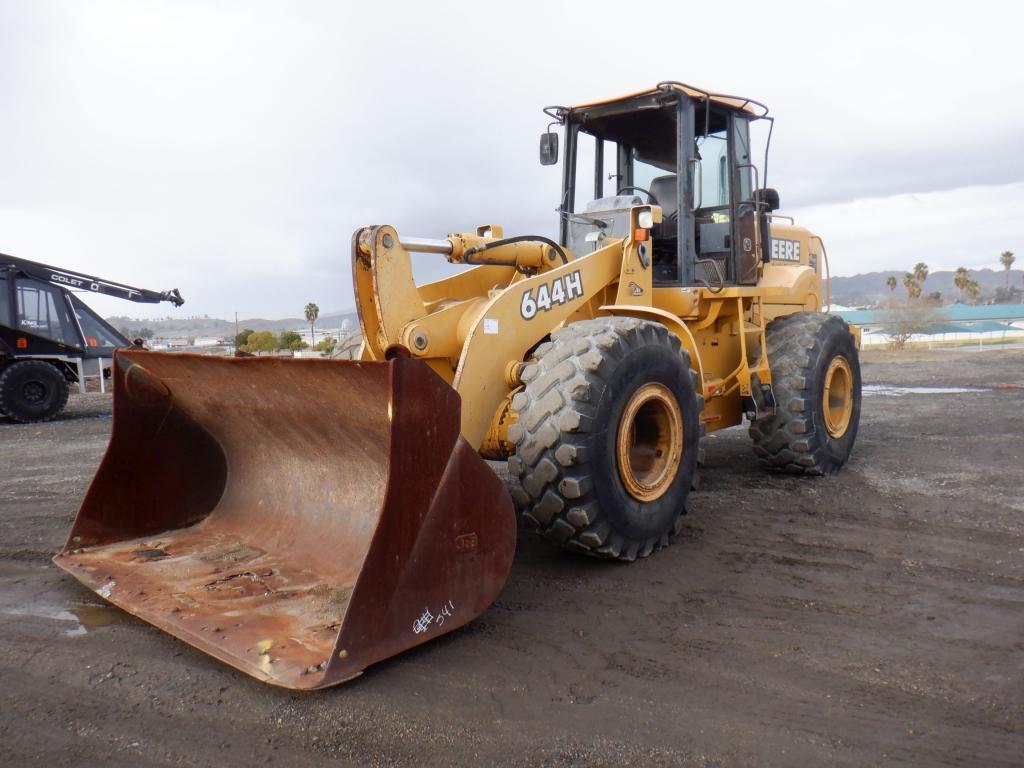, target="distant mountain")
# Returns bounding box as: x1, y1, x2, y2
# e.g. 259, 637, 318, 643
107, 309, 359, 339
828, 268, 1023, 307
